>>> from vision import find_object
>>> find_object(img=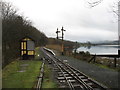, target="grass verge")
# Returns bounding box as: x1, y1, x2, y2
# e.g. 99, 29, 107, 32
42, 64, 58, 88
94, 63, 120, 72
35, 47, 44, 59
2, 60, 42, 88
35, 47, 58, 88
